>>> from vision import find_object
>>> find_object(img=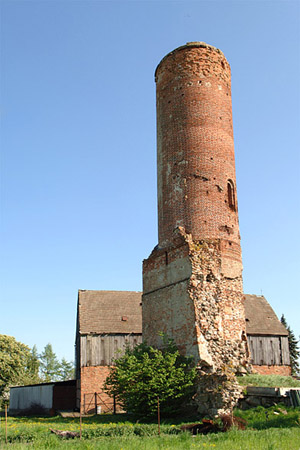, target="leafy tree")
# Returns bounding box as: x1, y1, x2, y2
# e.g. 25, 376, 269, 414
0, 335, 40, 406
39, 343, 61, 382
104, 340, 196, 417
281, 315, 300, 375
58, 357, 75, 381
